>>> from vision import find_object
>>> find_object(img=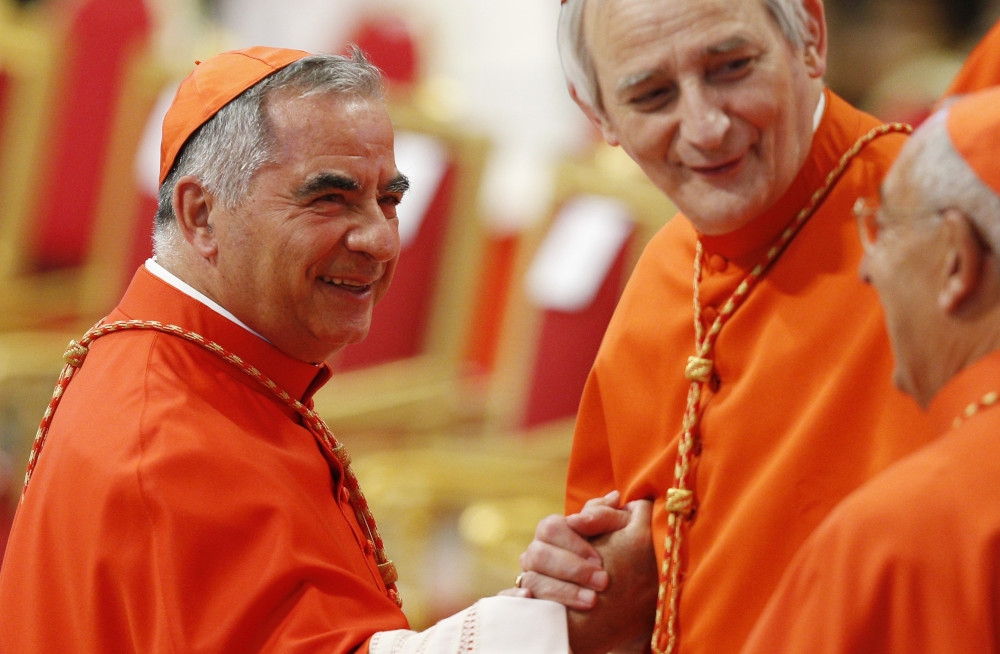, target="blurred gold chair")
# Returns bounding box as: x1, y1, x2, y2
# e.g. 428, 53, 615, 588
0, 0, 163, 331
0, 2, 60, 297
484, 147, 676, 437
0, 8, 169, 481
